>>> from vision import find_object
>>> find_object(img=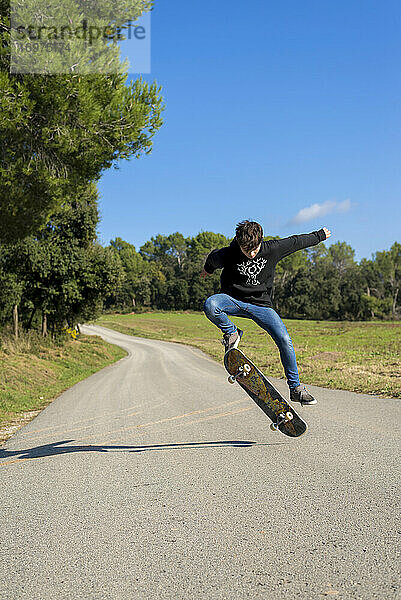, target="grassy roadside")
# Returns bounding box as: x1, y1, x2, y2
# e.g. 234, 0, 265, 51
0, 331, 127, 445
94, 311, 401, 399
